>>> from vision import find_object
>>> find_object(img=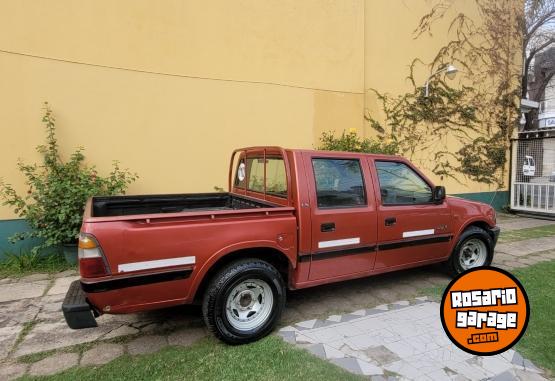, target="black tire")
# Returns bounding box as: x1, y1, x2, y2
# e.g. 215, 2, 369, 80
447, 226, 494, 276
202, 258, 286, 345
